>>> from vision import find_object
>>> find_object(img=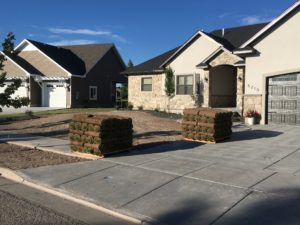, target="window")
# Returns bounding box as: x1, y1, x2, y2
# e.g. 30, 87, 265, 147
141, 78, 152, 91
89, 86, 97, 100
176, 75, 193, 95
